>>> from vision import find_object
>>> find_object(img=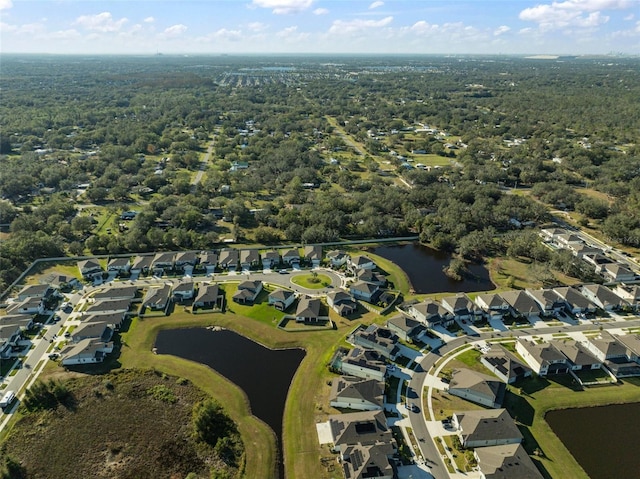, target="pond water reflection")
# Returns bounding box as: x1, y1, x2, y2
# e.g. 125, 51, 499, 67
545, 402, 640, 479
373, 243, 494, 294
155, 328, 305, 477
